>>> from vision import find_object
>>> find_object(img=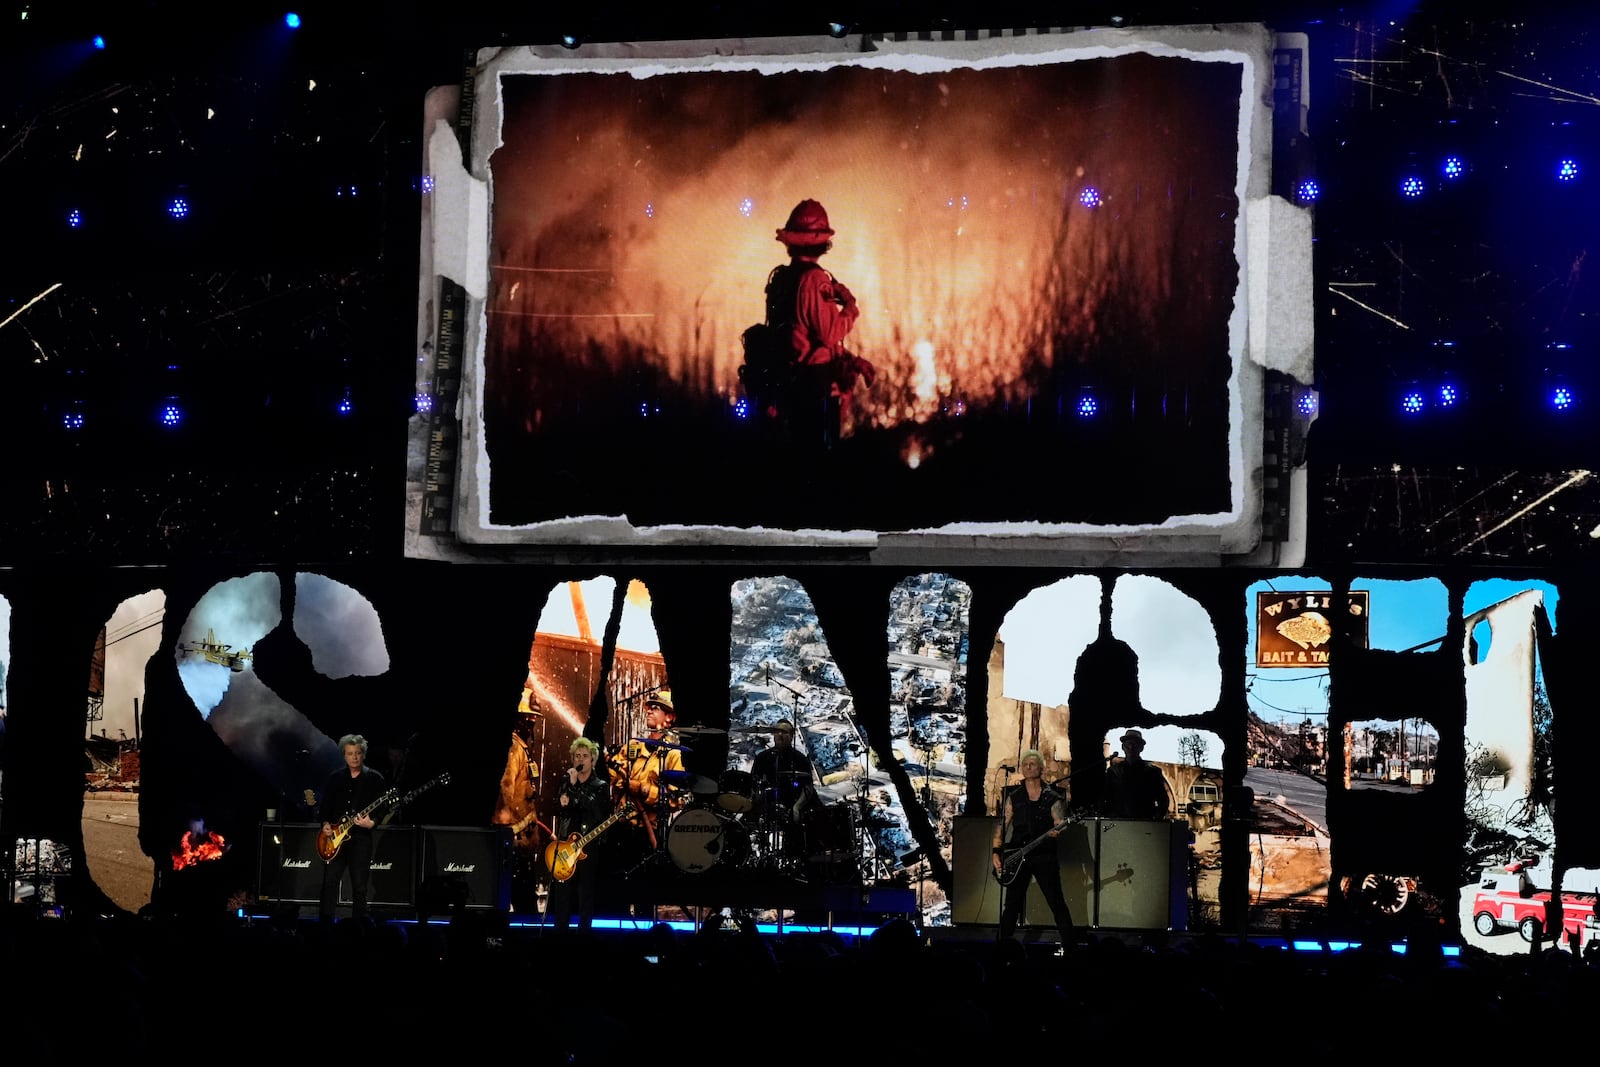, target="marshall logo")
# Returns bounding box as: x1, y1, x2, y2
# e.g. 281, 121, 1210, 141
282, 858, 312, 868
445, 861, 476, 873
371, 861, 393, 871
